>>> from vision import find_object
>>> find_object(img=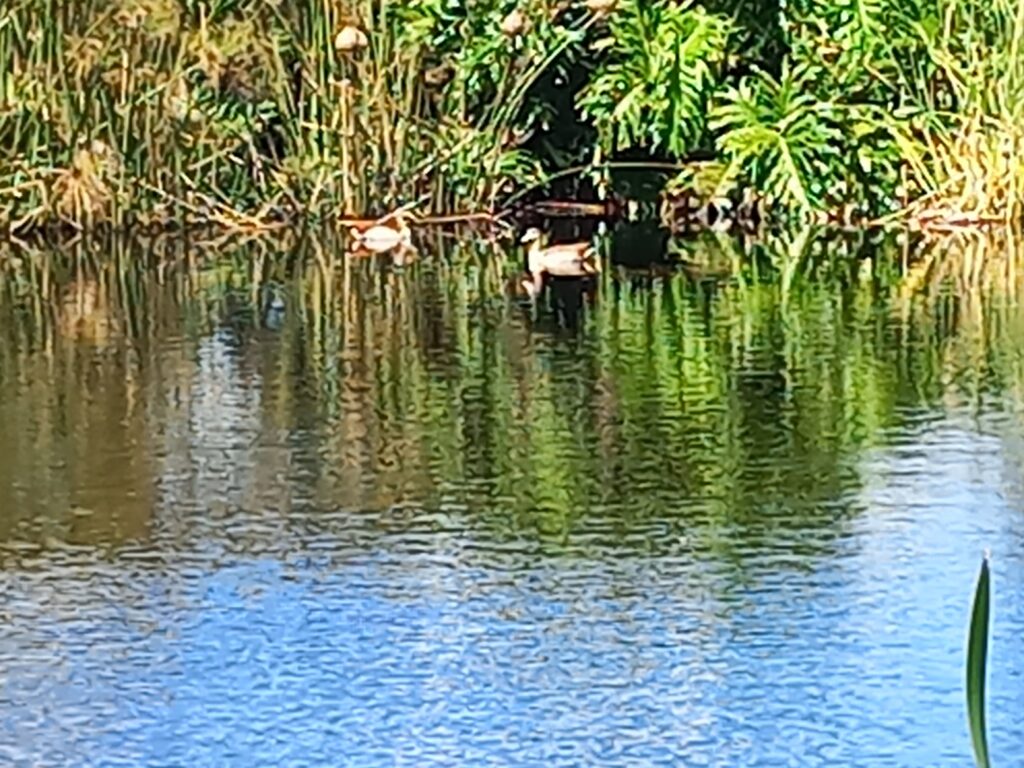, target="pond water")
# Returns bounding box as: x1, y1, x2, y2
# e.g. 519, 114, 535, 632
0, 227, 1022, 767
